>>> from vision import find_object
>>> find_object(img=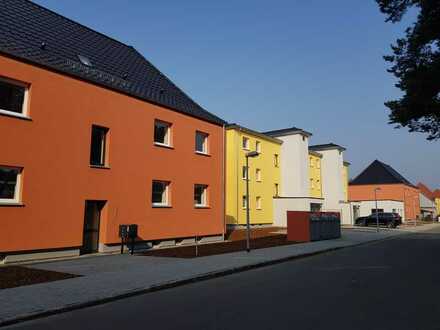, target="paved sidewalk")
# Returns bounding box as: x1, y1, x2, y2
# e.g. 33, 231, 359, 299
0, 225, 437, 326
